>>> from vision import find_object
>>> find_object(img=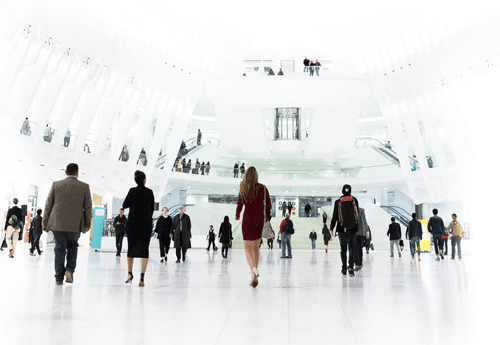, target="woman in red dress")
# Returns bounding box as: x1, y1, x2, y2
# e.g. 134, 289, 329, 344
235, 167, 271, 287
